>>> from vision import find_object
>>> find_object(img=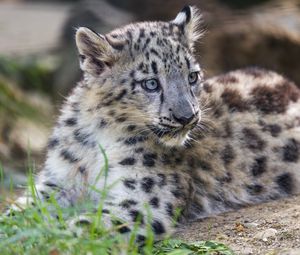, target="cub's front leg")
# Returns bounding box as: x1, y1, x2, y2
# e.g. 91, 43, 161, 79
82, 172, 189, 241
